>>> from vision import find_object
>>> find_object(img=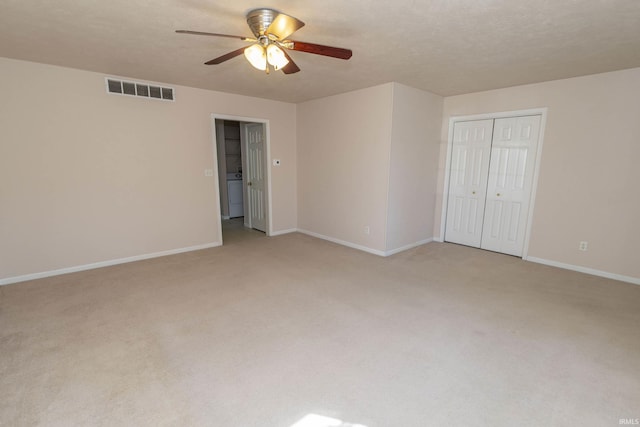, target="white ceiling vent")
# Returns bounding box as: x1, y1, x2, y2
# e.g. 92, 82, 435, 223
105, 78, 174, 101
